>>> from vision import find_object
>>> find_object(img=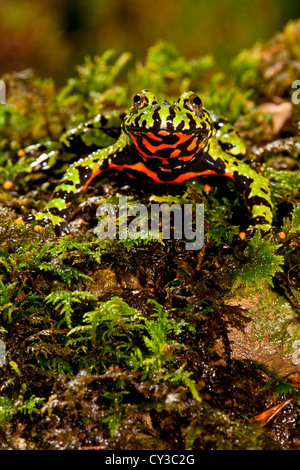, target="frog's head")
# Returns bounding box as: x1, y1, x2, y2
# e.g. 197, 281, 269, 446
123, 90, 214, 161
